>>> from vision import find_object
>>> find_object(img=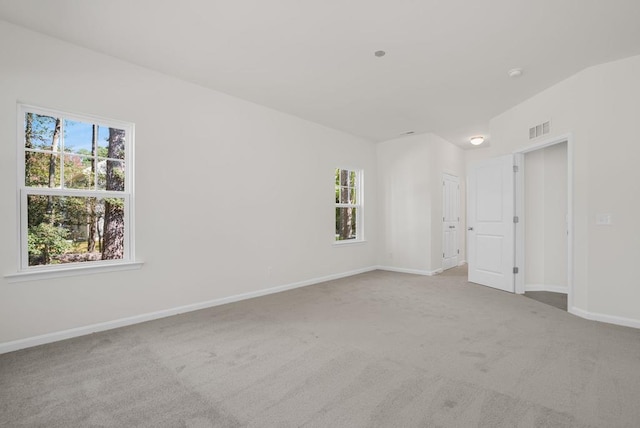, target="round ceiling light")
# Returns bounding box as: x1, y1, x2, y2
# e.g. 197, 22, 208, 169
374, 50, 386, 57
470, 136, 484, 145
